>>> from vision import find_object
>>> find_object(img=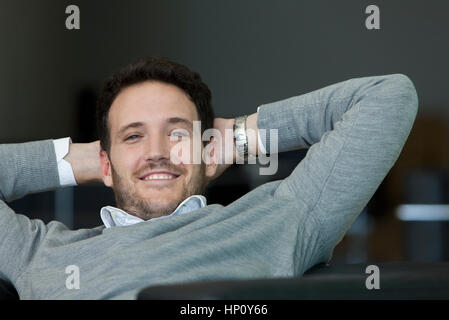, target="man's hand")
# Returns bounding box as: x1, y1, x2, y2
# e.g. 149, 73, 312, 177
64, 141, 102, 185
209, 118, 235, 180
